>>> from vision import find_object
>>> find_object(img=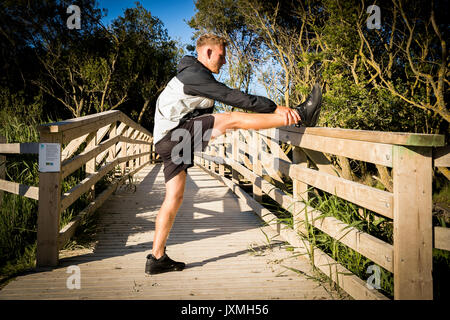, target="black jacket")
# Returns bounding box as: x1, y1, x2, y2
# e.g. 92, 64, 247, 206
177, 55, 277, 113
153, 55, 277, 143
